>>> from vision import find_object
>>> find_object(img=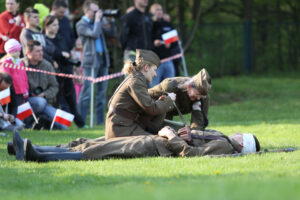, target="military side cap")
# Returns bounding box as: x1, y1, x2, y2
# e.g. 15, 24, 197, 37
192, 68, 212, 95
135, 49, 160, 67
